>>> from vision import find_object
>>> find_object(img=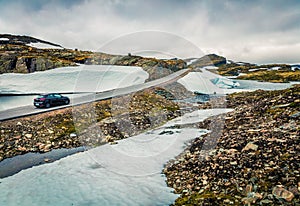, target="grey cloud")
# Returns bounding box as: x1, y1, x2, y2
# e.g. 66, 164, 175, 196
0, 0, 299, 63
